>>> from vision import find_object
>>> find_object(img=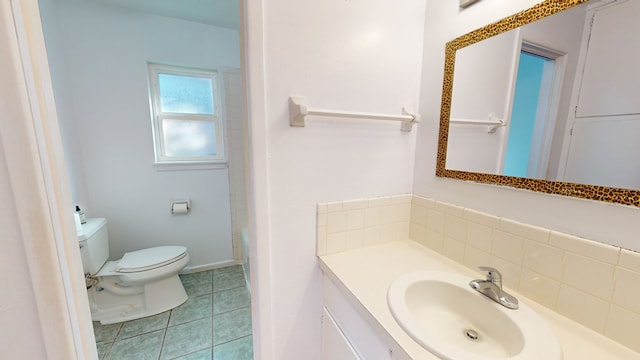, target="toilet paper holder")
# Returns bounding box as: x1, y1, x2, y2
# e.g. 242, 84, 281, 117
171, 200, 191, 214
